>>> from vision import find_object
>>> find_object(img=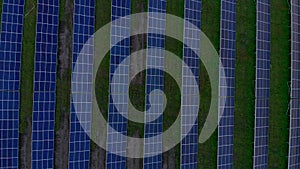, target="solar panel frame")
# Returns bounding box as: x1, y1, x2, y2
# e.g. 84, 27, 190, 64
289, 1, 300, 168
143, 1, 167, 169
31, 1, 59, 168
180, 0, 201, 169
253, 1, 271, 168
68, 1, 95, 168
217, 0, 236, 168
0, 1, 25, 168
105, 1, 131, 169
